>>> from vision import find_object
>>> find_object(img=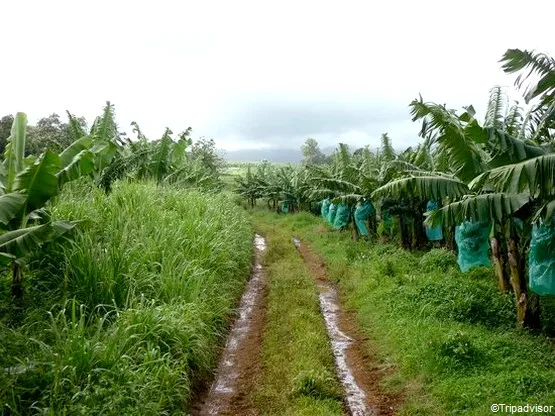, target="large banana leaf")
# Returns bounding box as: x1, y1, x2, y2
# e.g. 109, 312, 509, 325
437, 193, 530, 226
470, 153, 555, 197
533, 199, 555, 223
91, 140, 118, 173
149, 129, 172, 182
410, 98, 487, 183
13, 150, 60, 215
486, 128, 545, 167
0, 193, 27, 226
0, 220, 77, 259
372, 176, 469, 201
59, 136, 93, 169
57, 149, 95, 187
3, 113, 27, 192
